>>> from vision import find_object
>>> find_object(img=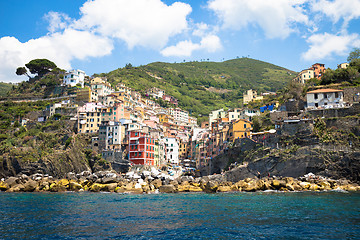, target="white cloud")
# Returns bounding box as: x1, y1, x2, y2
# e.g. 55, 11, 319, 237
0, 29, 113, 82
311, 0, 360, 28
208, 0, 310, 39
301, 33, 360, 61
74, 0, 192, 49
161, 35, 222, 57
44, 11, 72, 33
